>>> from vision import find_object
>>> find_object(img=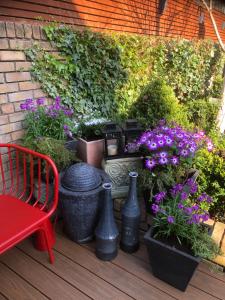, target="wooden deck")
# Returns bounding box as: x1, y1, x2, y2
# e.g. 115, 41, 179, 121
0, 229, 225, 300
